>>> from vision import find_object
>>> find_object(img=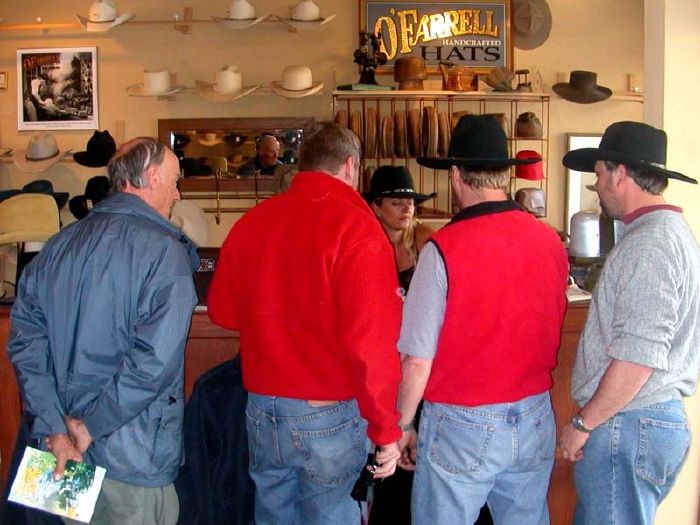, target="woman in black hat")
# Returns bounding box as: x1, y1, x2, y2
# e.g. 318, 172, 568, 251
363, 165, 436, 294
